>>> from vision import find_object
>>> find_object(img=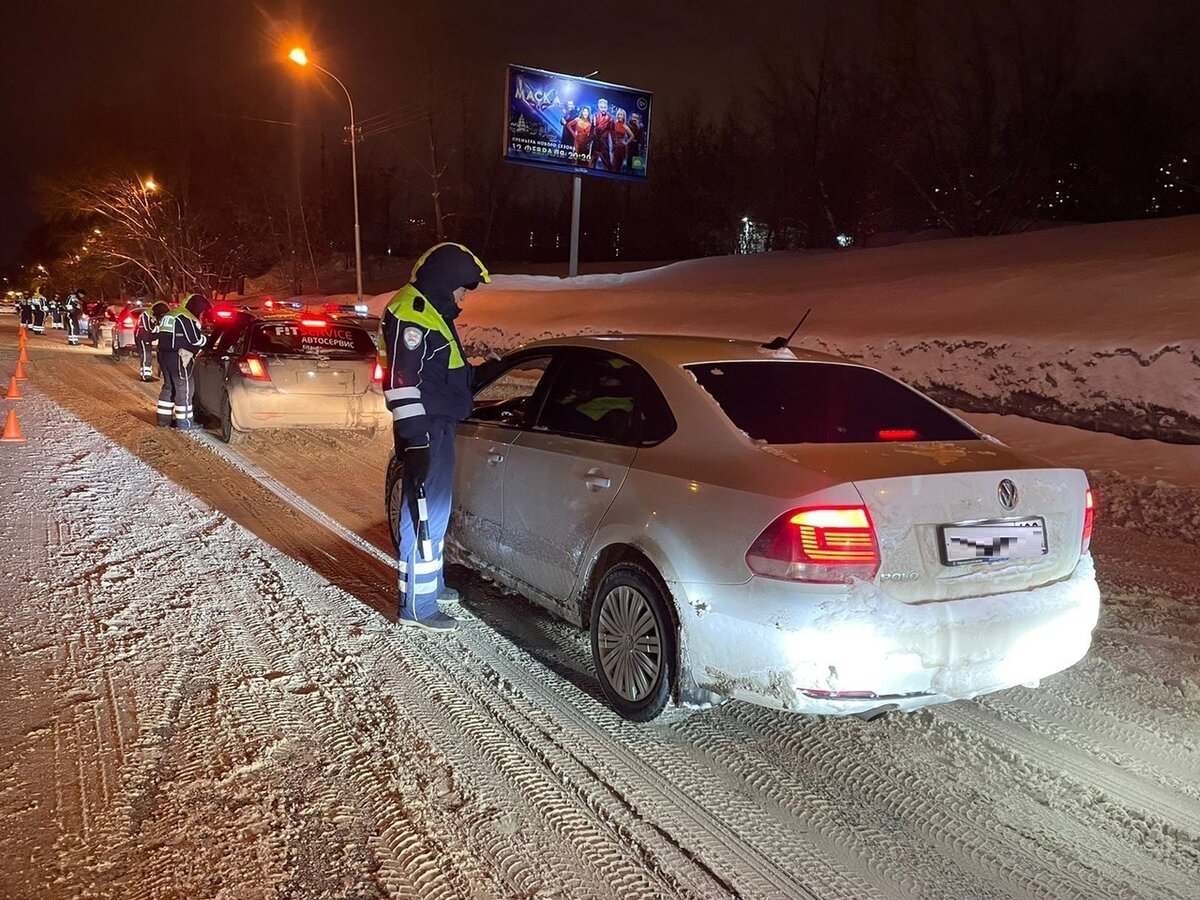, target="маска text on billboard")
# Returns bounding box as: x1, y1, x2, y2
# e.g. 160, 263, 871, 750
504, 65, 652, 182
